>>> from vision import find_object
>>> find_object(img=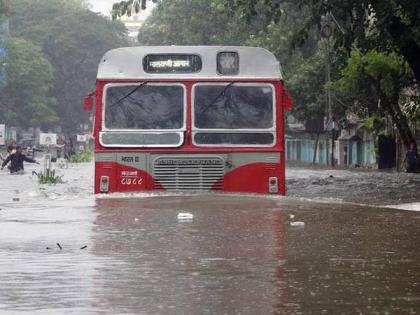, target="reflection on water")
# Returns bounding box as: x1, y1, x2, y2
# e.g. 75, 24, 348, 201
0, 162, 419, 314
91, 196, 284, 314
